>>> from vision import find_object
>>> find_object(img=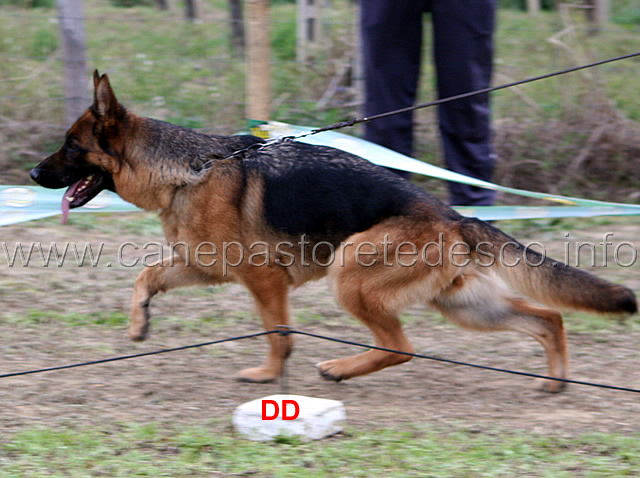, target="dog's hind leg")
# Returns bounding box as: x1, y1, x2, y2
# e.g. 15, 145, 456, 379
504, 297, 568, 393
129, 254, 214, 341
432, 273, 569, 392
315, 308, 415, 382
236, 268, 293, 383
316, 244, 419, 381
315, 220, 465, 381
